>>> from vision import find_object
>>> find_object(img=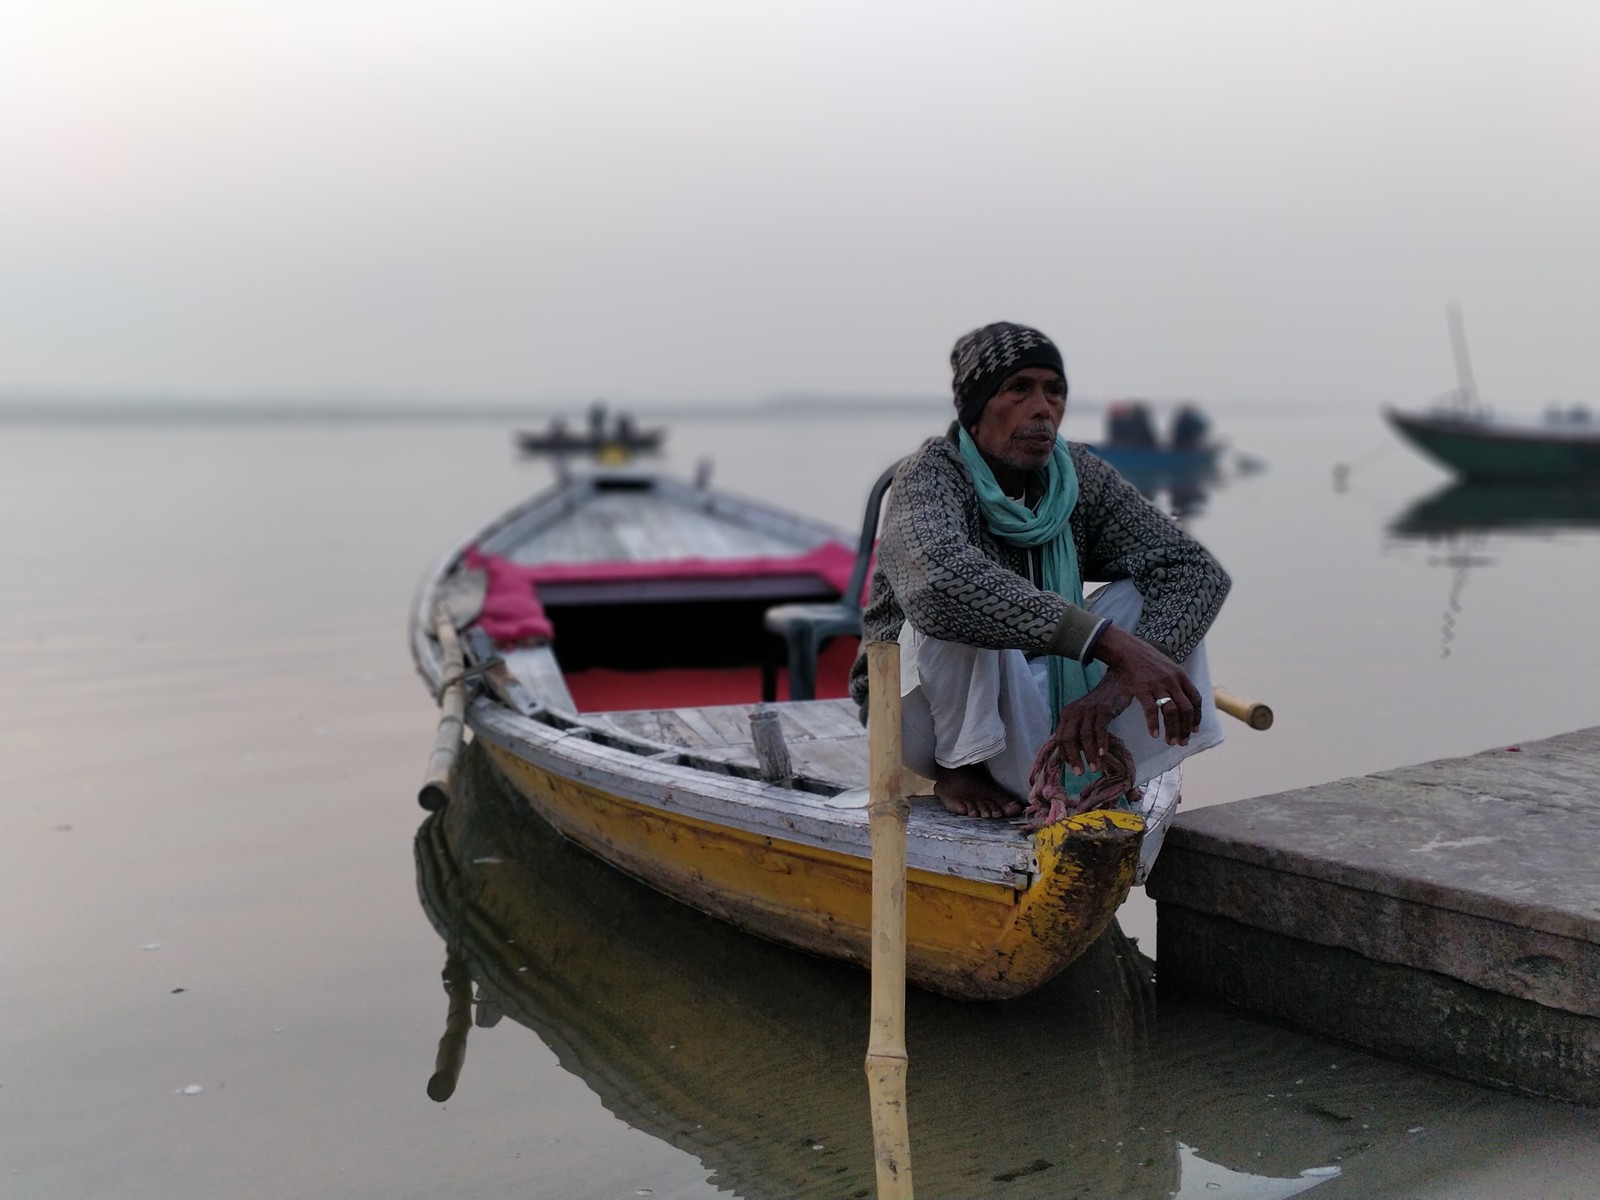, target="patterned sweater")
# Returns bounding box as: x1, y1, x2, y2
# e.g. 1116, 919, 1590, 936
847, 427, 1231, 714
